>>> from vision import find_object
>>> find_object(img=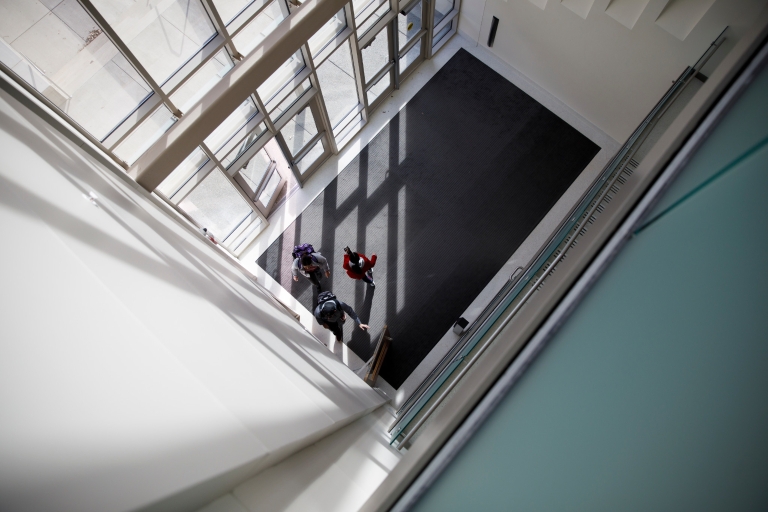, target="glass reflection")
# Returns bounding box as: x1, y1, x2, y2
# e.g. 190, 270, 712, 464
398, 1, 422, 49
361, 29, 390, 83
281, 106, 318, 156
0, 0, 153, 139
178, 169, 252, 239
89, 0, 216, 84
308, 9, 347, 56
231, 0, 287, 56
315, 40, 358, 128
434, 0, 455, 26
257, 50, 305, 103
